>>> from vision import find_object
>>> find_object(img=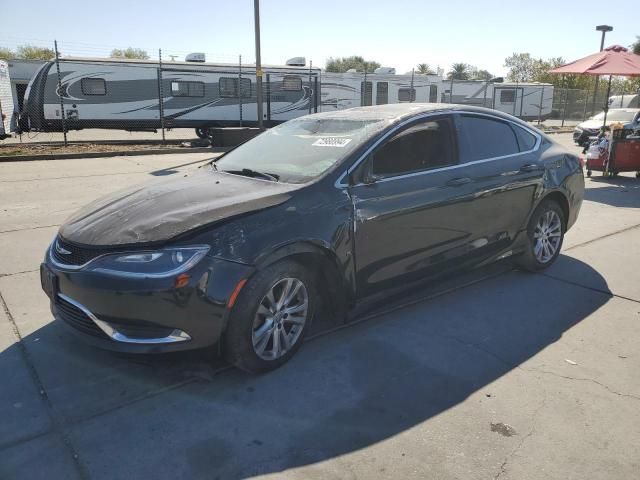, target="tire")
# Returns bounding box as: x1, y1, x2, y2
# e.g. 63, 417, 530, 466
195, 127, 210, 139
517, 200, 565, 272
224, 260, 317, 373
